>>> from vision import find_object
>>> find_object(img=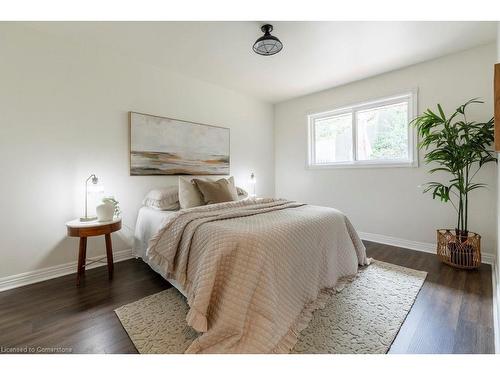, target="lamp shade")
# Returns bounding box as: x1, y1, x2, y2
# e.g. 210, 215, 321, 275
249, 172, 256, 197
253, 24, 283, 56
